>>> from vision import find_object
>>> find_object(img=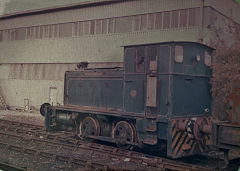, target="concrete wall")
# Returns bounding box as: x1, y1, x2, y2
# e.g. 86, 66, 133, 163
0, 79, 63, 109
0, 63, 73, 109
0, 62, 122, 109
